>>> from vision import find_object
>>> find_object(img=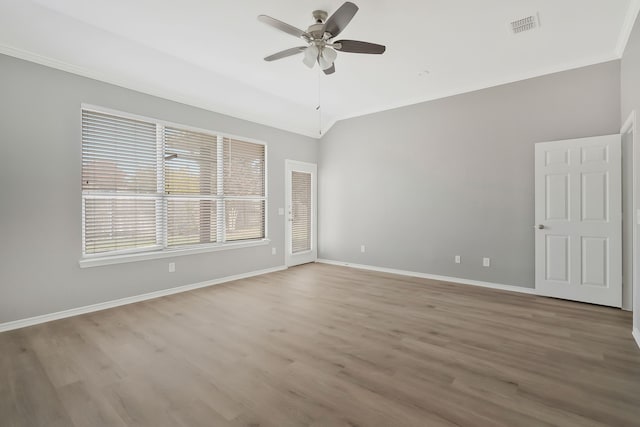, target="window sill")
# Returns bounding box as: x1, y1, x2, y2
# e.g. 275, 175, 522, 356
78, 239, 271, 269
